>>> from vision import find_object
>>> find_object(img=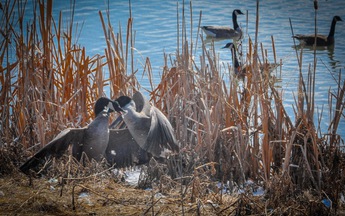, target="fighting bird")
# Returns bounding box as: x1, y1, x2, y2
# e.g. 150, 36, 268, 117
110, 91, 180, 158
293, 16, 342, 46
201, 9, 244, 40
19, 97, 151, 174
